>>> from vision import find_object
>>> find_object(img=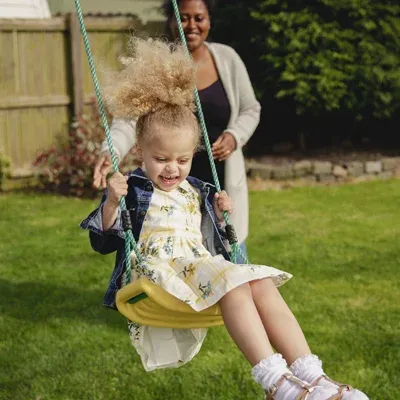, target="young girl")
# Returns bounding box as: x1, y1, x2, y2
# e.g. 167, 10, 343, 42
81, 38, 368, 400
